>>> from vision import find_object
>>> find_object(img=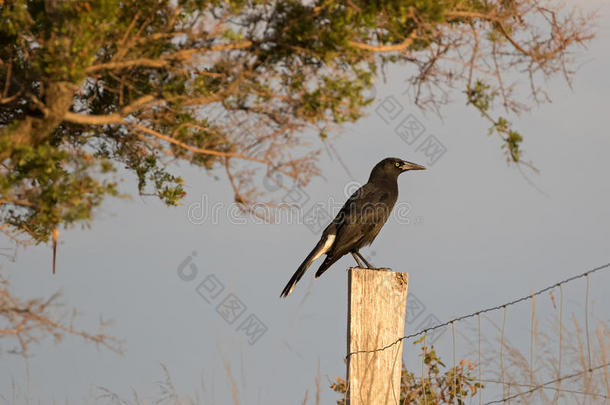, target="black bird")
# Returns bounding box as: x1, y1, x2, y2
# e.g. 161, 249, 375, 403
280, 157, 425, 298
